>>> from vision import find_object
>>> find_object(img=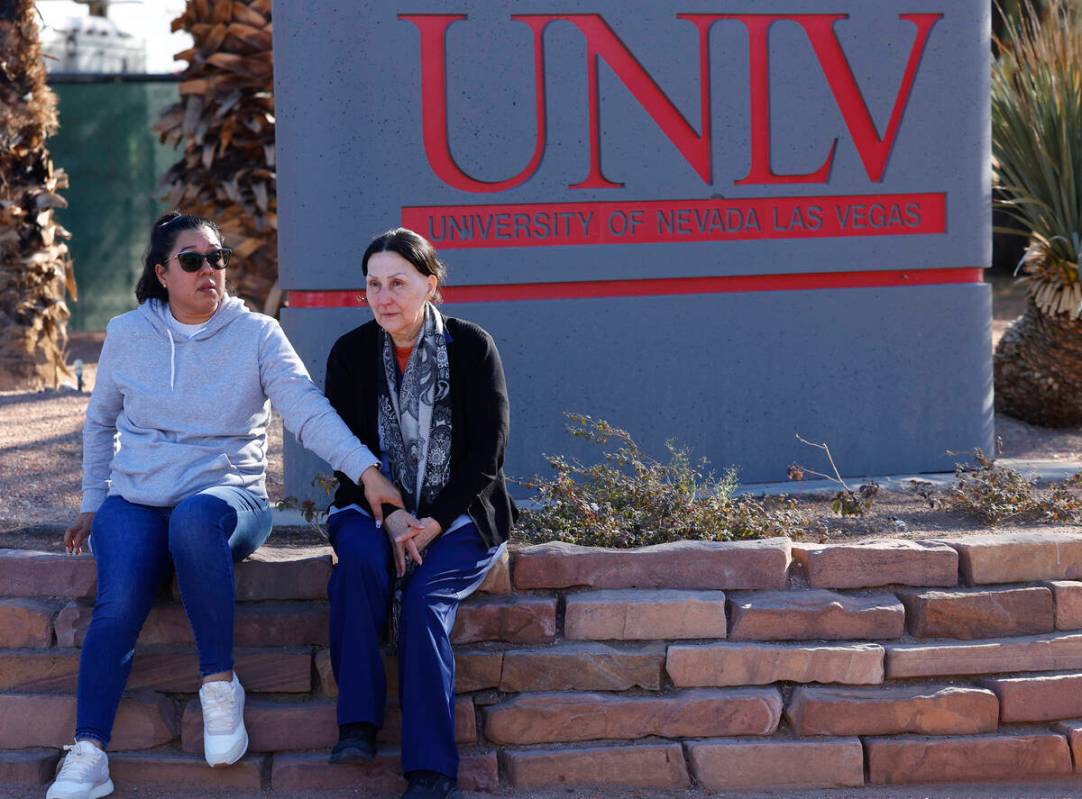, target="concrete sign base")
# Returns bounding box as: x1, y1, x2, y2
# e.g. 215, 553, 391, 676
283, 281, 991, 497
